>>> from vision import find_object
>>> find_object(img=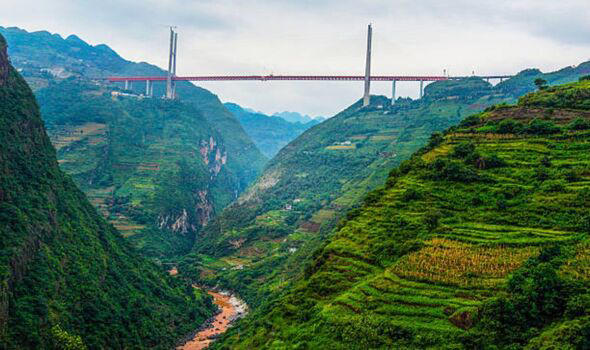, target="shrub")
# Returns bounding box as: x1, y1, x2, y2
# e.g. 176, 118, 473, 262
497, 119, 524, 134
427, 158, 479, 183
402, 188, 422, 201
452, 142, 476, 158
563, 169, 581, 182
473, 154, 507, 169
565, 294, 590, 318
425, 132, 444, 150
540, 180, 567, 193
525, 118, 561, 135
567, 117, 590, 131
459, 114, 482, 127
424, 211, 442, 231
535, 166, 549, 181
